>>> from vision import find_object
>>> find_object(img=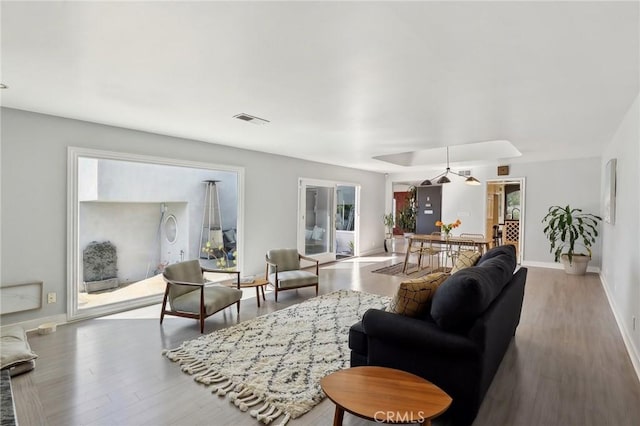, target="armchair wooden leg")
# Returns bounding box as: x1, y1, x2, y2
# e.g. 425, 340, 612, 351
200, 317, 205, 334
160, 288, 170, 324
236, 300, 240, 315
315, 284, 318, 296
274, 286, 278, 302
